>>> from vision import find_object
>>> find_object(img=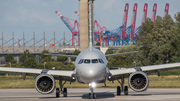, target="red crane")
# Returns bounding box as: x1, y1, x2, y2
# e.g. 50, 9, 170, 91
164, 3, 169, 17
142, 3, 148, 23
55, 11, 80, 46
94, 20, 102, 44
152, 3, 157, 23
130, 3, 138, 43
121, 3, 129, 45
94, 20, 111, 46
